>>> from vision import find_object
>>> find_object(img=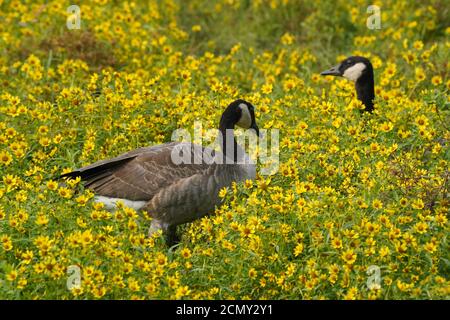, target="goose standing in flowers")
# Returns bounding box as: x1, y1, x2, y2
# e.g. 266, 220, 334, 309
321, 56, 375, 113
60, 99, 260, 246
